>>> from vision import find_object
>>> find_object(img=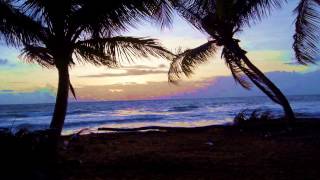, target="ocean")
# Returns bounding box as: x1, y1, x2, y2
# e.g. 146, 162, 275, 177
0, 95, 320, 134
